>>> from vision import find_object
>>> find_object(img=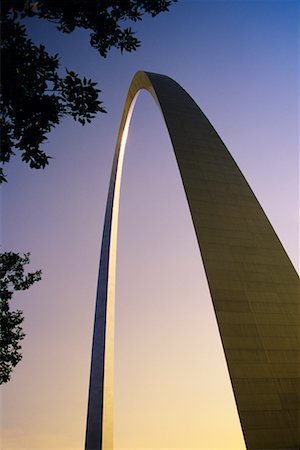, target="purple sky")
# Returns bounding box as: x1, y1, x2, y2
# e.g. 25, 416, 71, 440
2, 1, 299, 448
